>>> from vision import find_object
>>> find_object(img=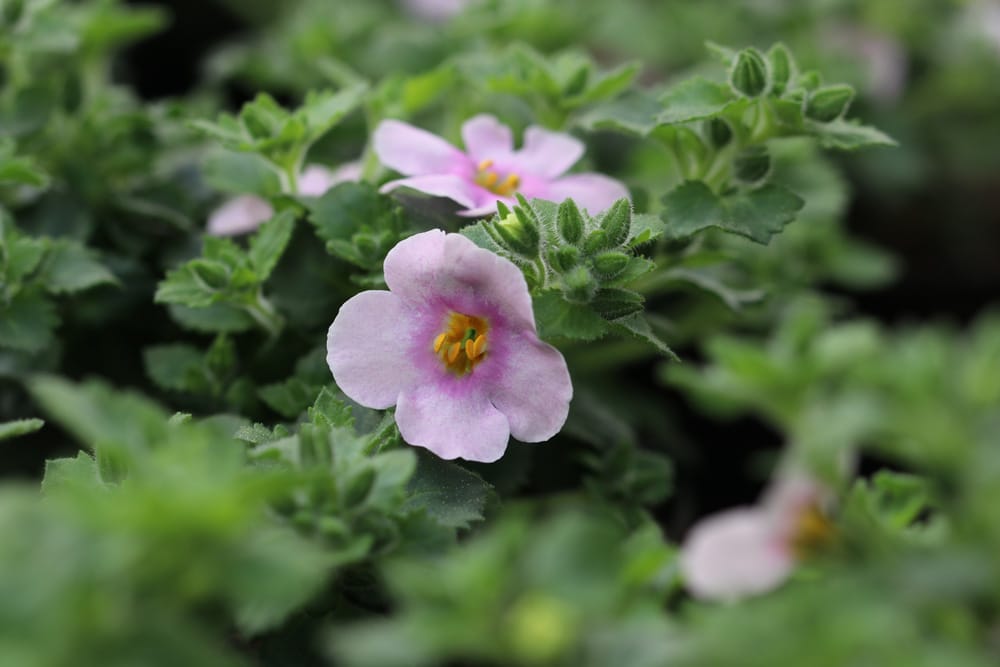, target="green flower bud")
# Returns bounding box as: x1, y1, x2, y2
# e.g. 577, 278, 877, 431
591, 288, 644, 320
563, 265, 597, 303
506, 594, 575, 665
556, 198, 585, 245
550, 246, 581, 273
804, 84, 855, 123
796, 70, 822, 92
582, 229, 609, 255
488, 212, 539, 258
733, 146, 771, 185
598, 198, 631, 247
767, 43, 795, 95
706, 118, 733, 149
343, 467, 375, 507
591, 250, 631, 280
729, 48, 769, 98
